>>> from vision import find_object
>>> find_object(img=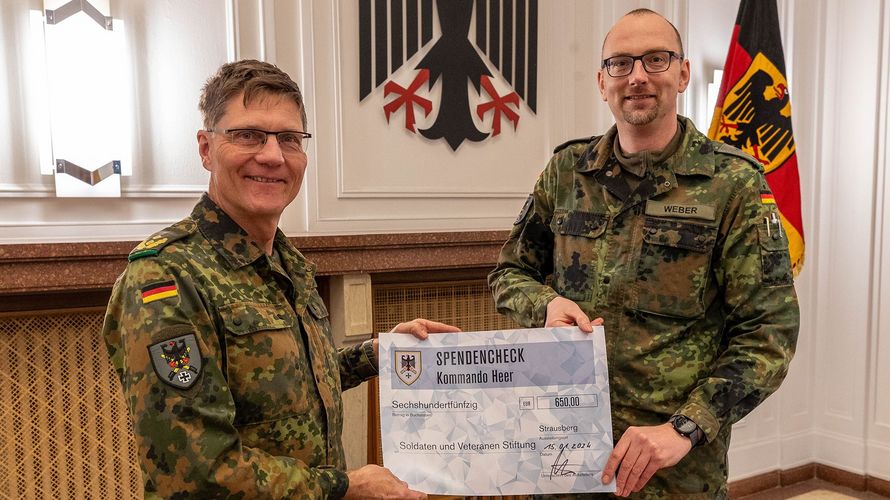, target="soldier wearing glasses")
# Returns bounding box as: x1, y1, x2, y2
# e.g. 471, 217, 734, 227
490, 9, 799, 498
103, 60, 452, 499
